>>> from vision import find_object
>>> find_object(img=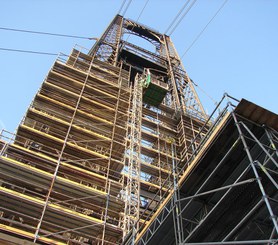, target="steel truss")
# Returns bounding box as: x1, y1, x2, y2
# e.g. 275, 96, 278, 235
90, 14, 206, 118
0, 14, 209, 244
1, 14, 273, 245
134, 95, 278, 245
88, 14, 208, 244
